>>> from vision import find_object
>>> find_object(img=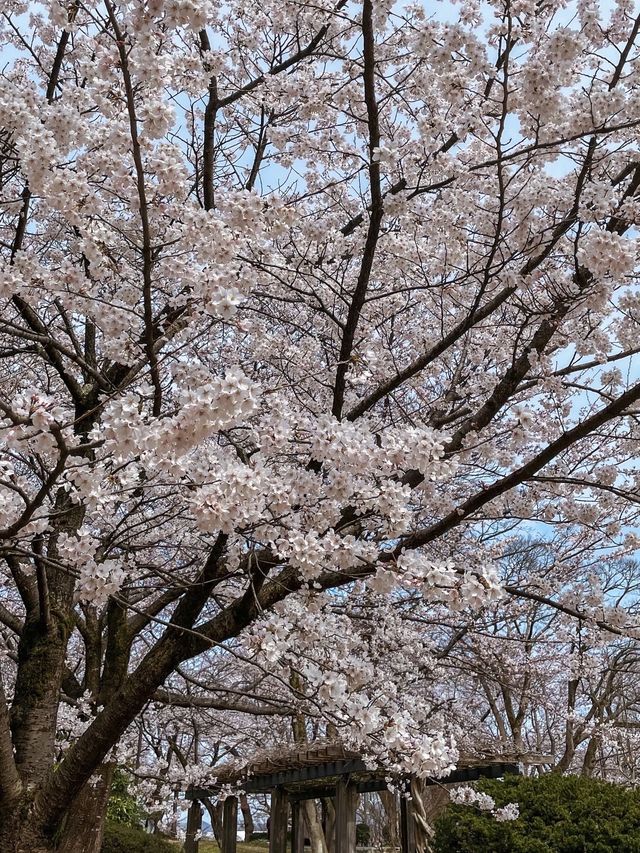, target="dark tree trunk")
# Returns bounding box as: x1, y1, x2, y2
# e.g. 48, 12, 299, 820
581, 734, 601, 777
380, 790, 400, 845
10, 617, 71, 784
56, 763, 114, 853
203, 797, 223, 843
240, 792, 254, 842
0, 764, 114, 853
0, 806, 54, 853
303, 800, 328, 853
